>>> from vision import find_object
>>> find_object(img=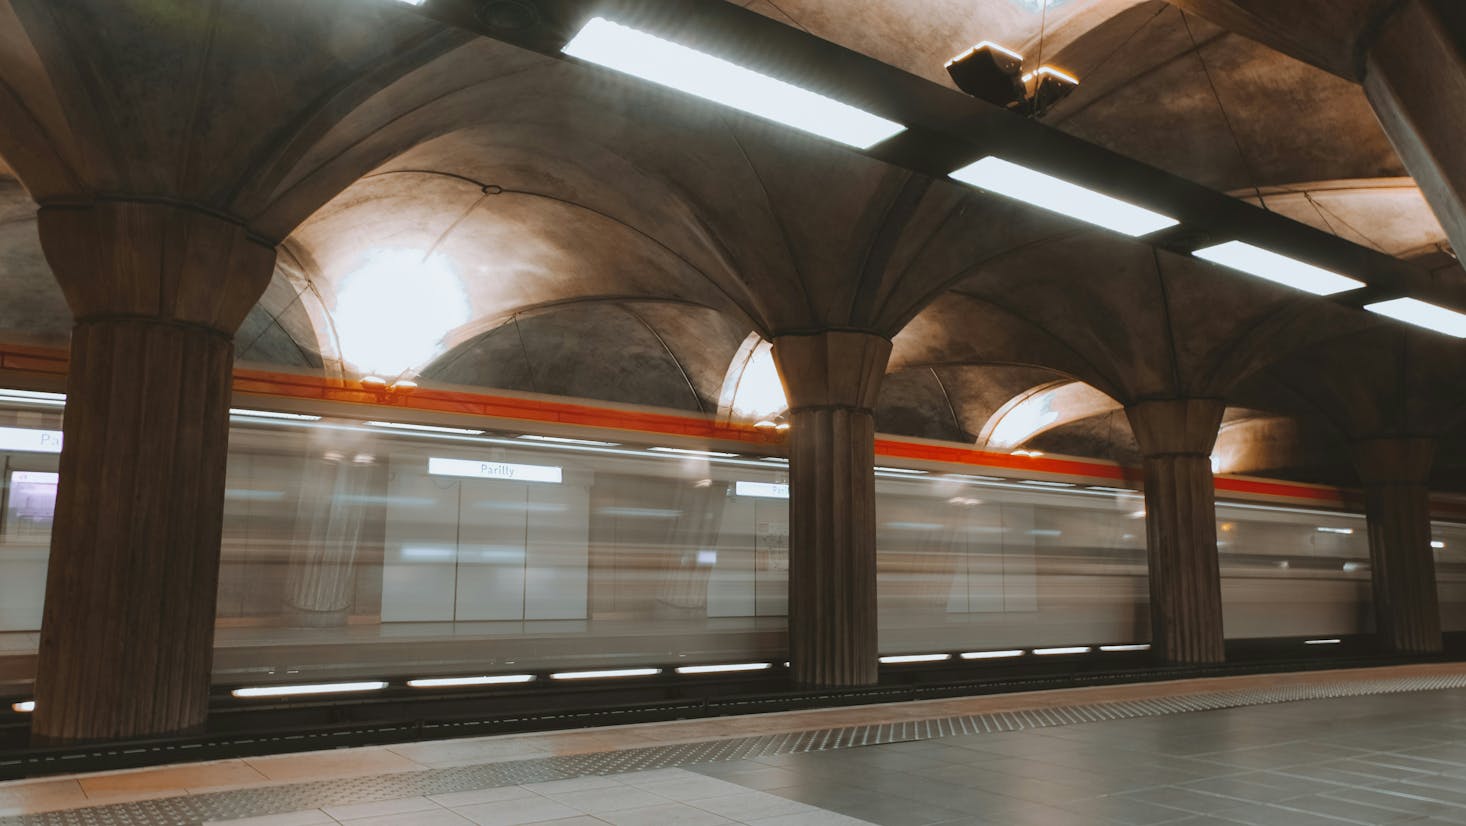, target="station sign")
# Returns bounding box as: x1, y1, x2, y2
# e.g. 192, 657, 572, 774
0, 427, 62, 454
428, 457, 562, 484
735, 480, 789, 499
